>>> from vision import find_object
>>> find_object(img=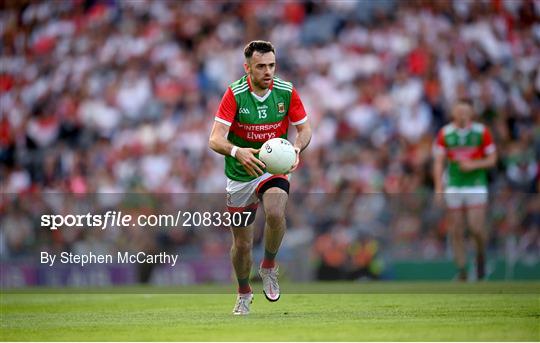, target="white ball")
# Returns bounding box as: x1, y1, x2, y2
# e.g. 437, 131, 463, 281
259, 138, 297, 175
